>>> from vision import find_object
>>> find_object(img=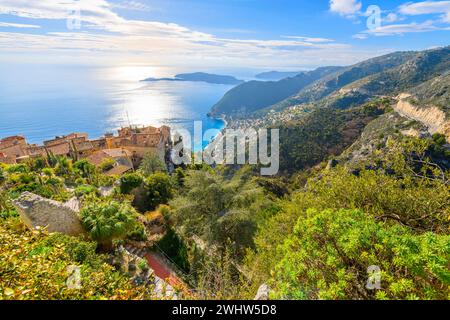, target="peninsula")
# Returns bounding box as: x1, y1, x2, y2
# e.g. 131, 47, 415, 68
141, 72, 244, 85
